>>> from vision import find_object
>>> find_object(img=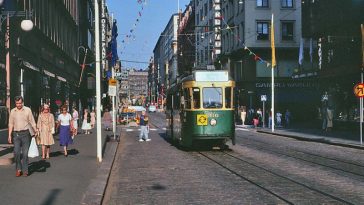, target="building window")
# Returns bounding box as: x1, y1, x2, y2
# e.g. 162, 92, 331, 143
257, 0, 269, 8
282, 21, 294, 41
256, 22, 269, 40
281, 0, 293, 8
